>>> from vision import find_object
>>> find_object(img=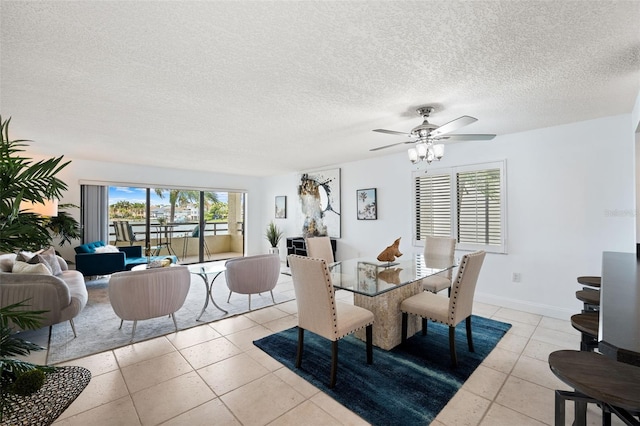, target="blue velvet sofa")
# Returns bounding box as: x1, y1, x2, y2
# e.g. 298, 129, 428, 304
74, 241, 177, 276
